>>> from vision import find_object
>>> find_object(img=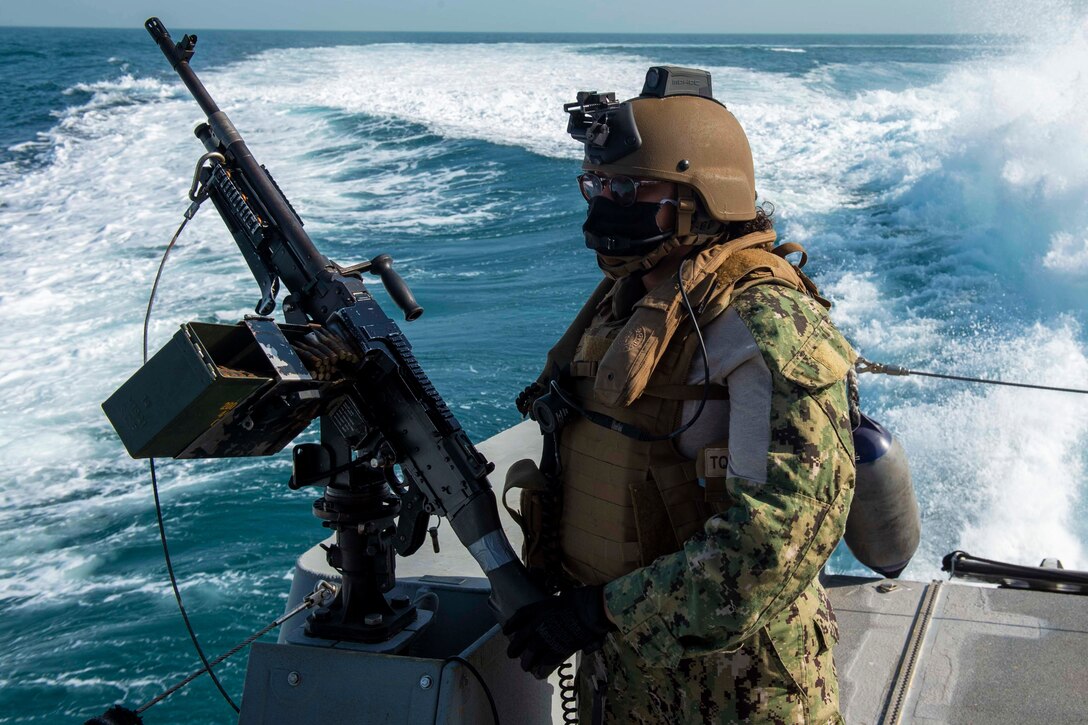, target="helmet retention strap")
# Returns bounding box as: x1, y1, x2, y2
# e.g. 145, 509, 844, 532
675, 186, 697, 238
